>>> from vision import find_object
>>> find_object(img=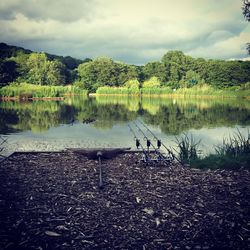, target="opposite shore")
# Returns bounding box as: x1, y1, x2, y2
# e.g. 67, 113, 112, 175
0, 82, 250, 100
